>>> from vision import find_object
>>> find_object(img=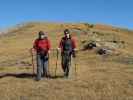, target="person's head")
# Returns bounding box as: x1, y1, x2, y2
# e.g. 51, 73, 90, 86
38, 31, 47, 39
64, 29, 70, 38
